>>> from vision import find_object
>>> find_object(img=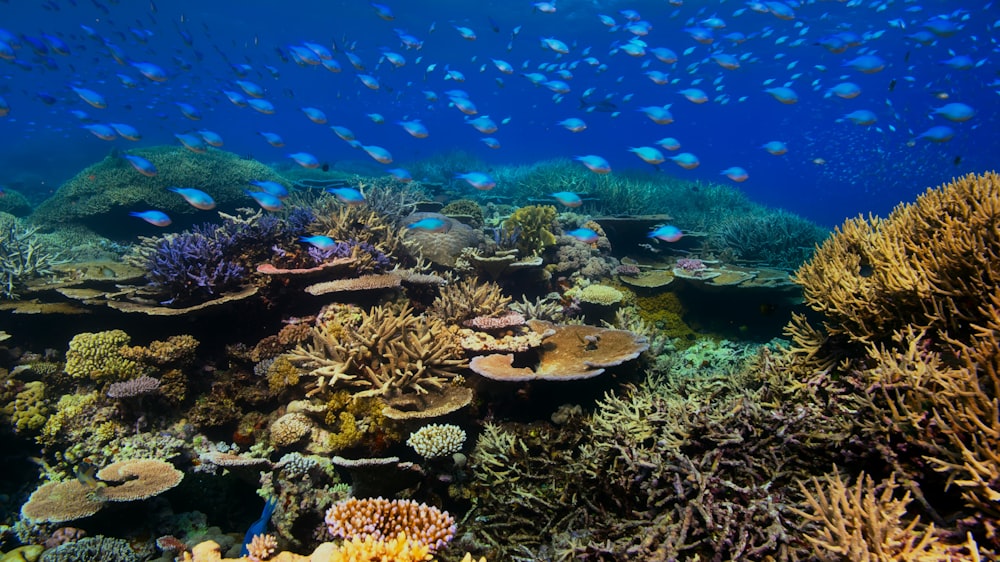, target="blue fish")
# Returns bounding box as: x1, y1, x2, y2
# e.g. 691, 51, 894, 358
649, 225, 683, 242
129, 210, 172, 227
406, 217, 450, 233
240, 498, 278, 557
551, 191, 583, 207
325, 187, 366, 205
123, 154, 158, 177
566, 227, 600, 243
249, 180, 289, 199
245, 190, 284, 211
169, 187, 216, 210
300, 235, 338, 250
288, 152, 319, 168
